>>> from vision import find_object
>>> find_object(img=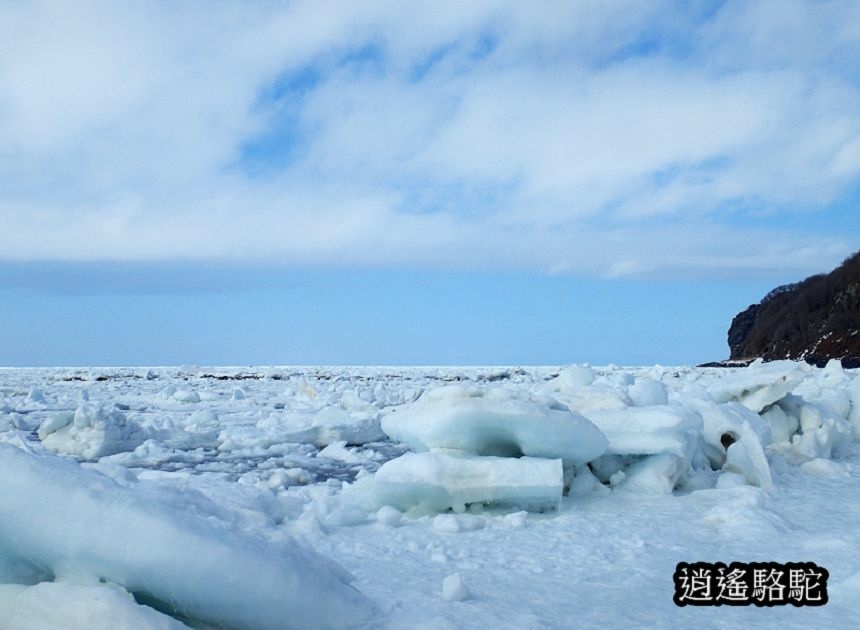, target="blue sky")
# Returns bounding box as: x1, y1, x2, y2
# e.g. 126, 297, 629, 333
0, 1, 859, 366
